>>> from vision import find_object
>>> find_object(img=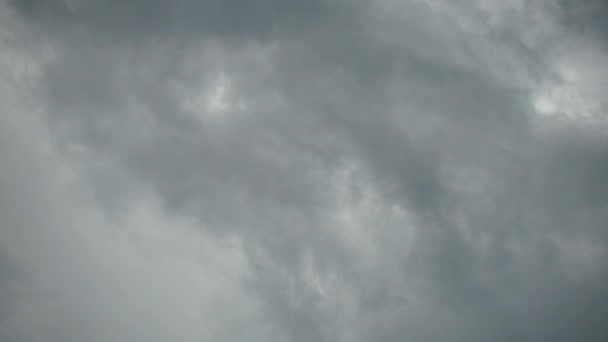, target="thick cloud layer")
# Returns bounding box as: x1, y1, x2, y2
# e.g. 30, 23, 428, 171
1, 0, 608, 341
